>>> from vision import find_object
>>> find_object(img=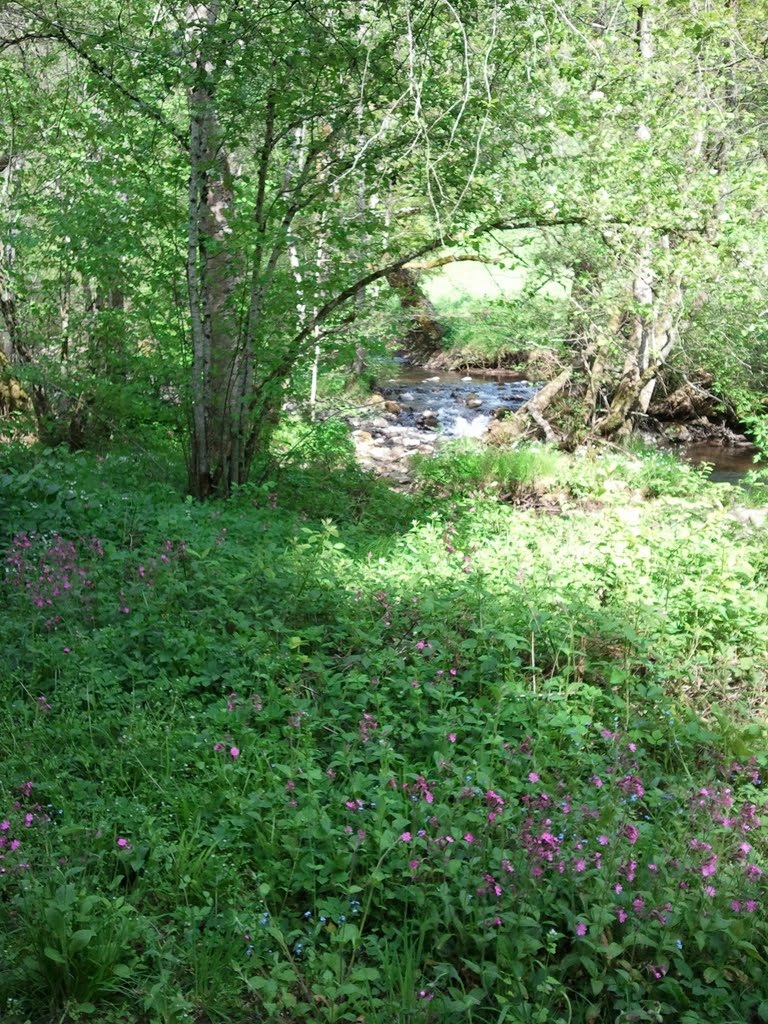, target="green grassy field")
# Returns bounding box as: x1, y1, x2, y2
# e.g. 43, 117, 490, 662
1, 439, 767, 1023
423, 231, 570, 305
